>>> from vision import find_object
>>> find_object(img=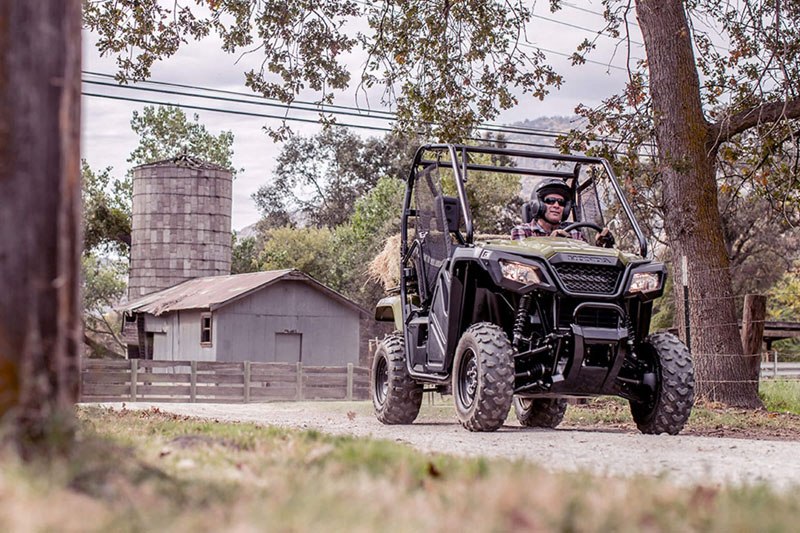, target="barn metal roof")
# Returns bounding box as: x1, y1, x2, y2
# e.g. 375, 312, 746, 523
119, 269, 369, 318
